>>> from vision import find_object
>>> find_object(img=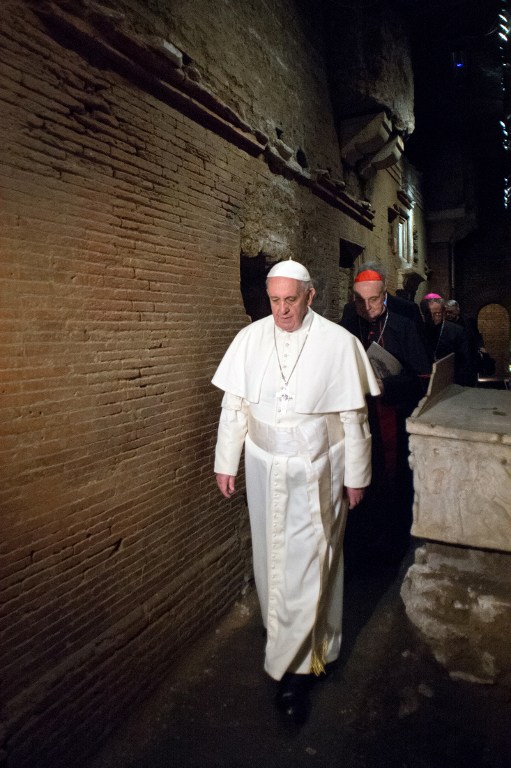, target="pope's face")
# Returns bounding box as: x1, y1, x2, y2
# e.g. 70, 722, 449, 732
267, 276, 315, 332
353, 280, 386, 322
